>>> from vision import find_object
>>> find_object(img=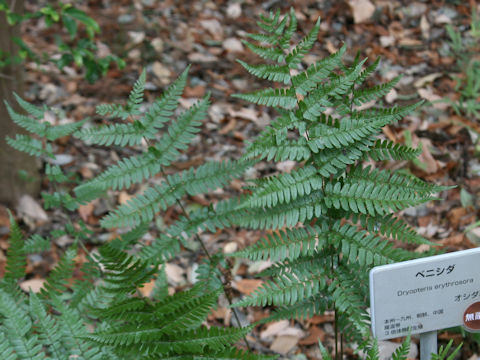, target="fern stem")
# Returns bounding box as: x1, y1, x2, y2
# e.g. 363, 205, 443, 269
175, 199, 252, 351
